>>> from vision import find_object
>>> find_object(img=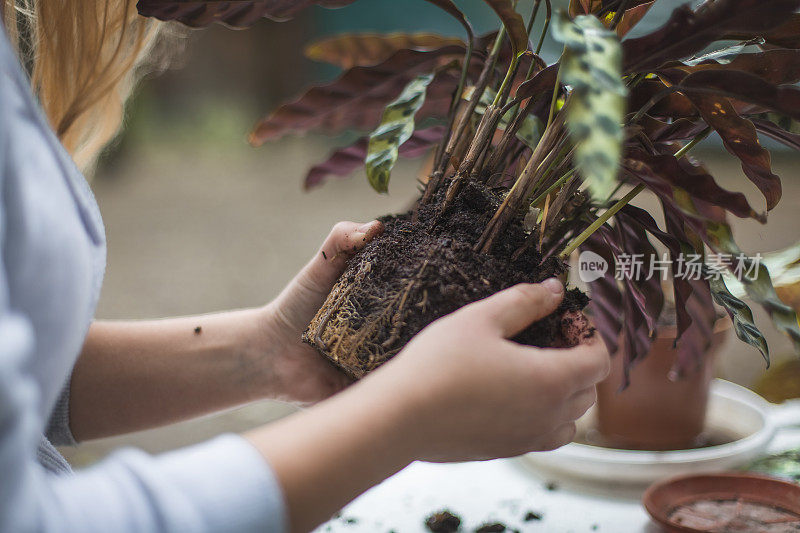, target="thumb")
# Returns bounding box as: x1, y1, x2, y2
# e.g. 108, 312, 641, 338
457, 279, 564, 338
301, 220, 384, 293
272, 221, 383, 331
